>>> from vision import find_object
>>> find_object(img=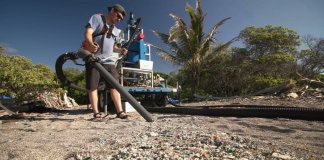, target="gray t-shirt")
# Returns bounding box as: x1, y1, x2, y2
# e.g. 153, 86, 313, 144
87, 14, 121, 64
